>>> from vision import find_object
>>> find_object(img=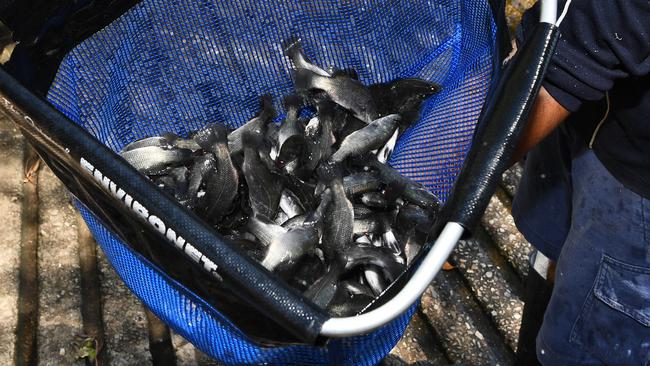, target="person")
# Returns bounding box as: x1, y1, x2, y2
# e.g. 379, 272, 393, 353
509, 0, 650, 365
